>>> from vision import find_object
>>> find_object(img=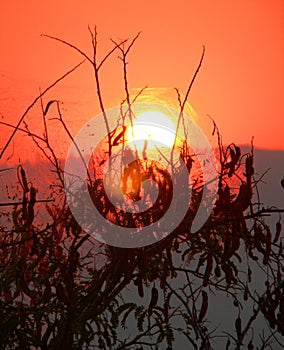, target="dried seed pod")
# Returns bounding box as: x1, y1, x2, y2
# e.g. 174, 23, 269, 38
20, 166, 29, 193
163, 297, 169, 323
223, 263, 234, 285
27, 186, 36, 225
198, 291, 208, 322
236, 183, 252, 211
43, 100, 56, 116
137, 278, 144, 298
160, 260, 168, 289
235, 317, 242, 338
279, 294, 284, 316
148, 286, 158, 315
244, 285, 249, 301
203, 254, 213, 287
166, 246, 172, 267
273, 221, 282, 243
231, 230, 240, 253
248, 268, 252, 283
263, 227, 272, 265
245, 155, 254, 179
223, 232, 232, 259
254, 225, 266, 254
